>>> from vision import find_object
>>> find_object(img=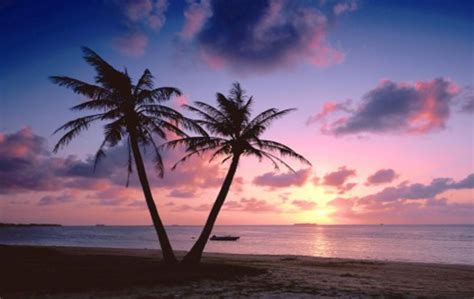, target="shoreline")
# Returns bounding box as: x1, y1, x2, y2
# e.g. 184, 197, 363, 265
2, 242, 473, 267
1, 242, 472, 267
2, 244, 474, 298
